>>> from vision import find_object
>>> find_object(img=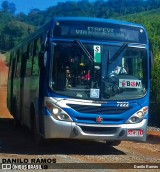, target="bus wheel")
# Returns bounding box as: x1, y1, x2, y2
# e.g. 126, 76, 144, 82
13, 117, 21, 128
32, 114, 44, 145
106, 140, 121, 146
12, 100, 21, 128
